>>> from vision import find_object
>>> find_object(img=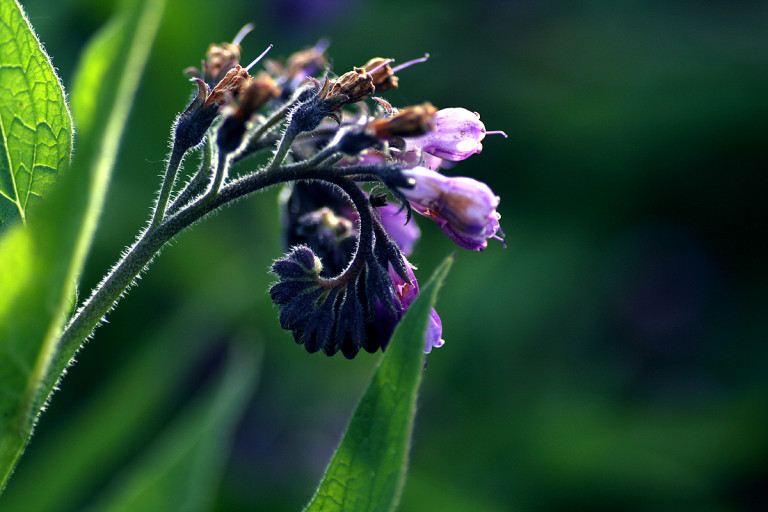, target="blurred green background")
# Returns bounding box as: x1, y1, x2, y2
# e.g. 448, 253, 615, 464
3, 0, 767, 510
